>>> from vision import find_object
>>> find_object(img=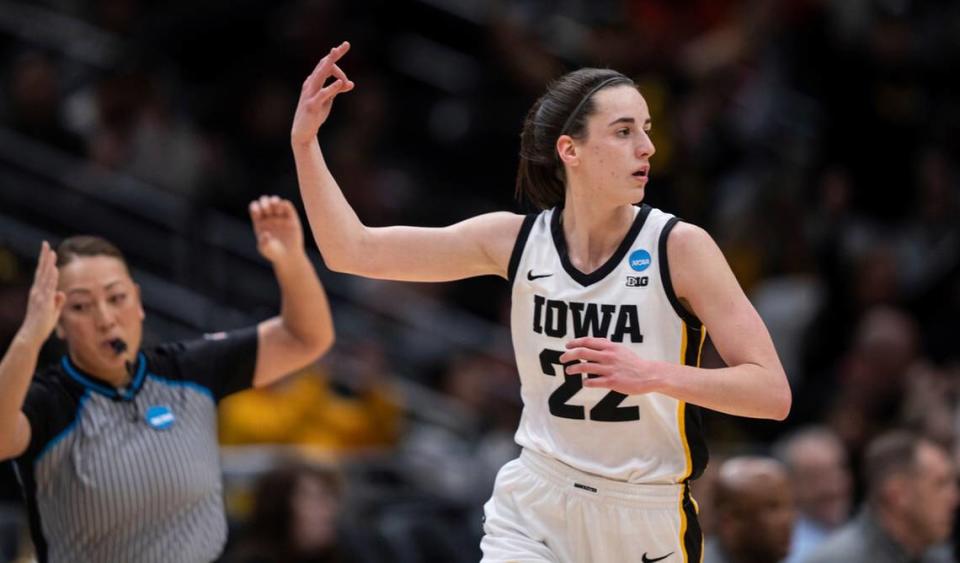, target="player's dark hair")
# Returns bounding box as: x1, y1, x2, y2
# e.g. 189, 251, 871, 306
56, 235, 128, 269
516, 68, 635, 210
